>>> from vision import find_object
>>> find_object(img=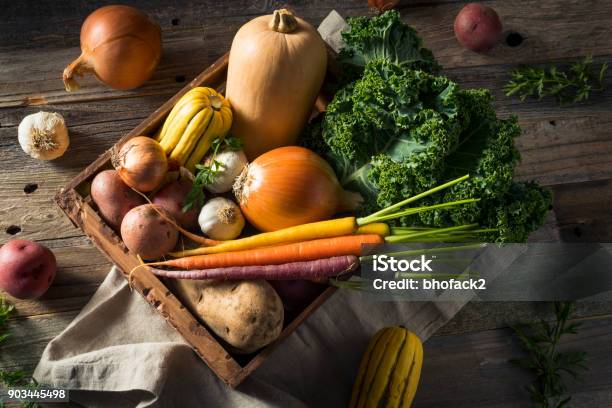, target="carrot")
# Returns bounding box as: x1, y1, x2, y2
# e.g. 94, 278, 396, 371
355, 223, 390, 237
150, 234, 383, 270
149, 255, 359, 280
169, 216, 359, 257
